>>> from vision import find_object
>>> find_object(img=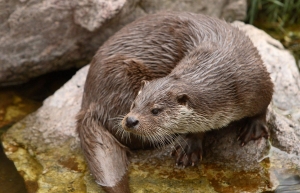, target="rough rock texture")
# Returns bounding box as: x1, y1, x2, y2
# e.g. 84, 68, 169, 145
138, 0, 246, 22
0, 0, 135, 86
2, 22, 300, 192
0, 0, 247, 86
